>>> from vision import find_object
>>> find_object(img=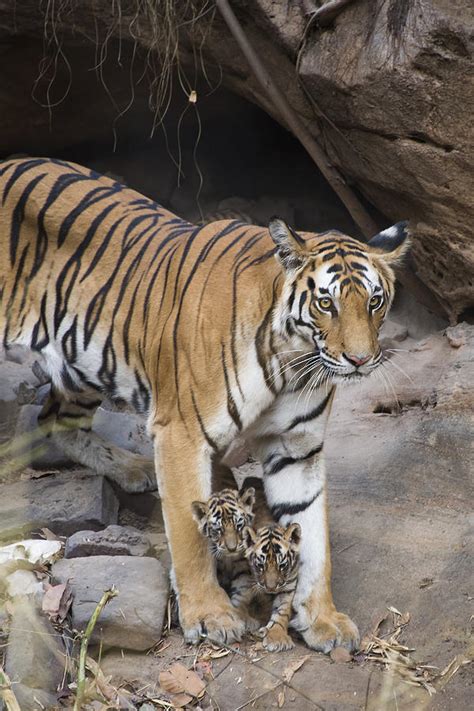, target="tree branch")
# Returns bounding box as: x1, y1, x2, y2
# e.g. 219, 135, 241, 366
215, 0, 379, 238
